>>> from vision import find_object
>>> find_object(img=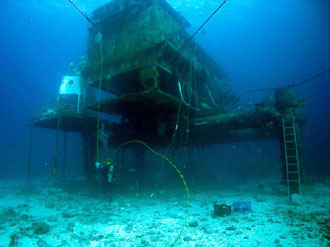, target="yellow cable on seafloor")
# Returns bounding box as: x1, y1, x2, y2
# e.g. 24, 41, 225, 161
113, 140, 190, 246
95, 34, 104, 163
